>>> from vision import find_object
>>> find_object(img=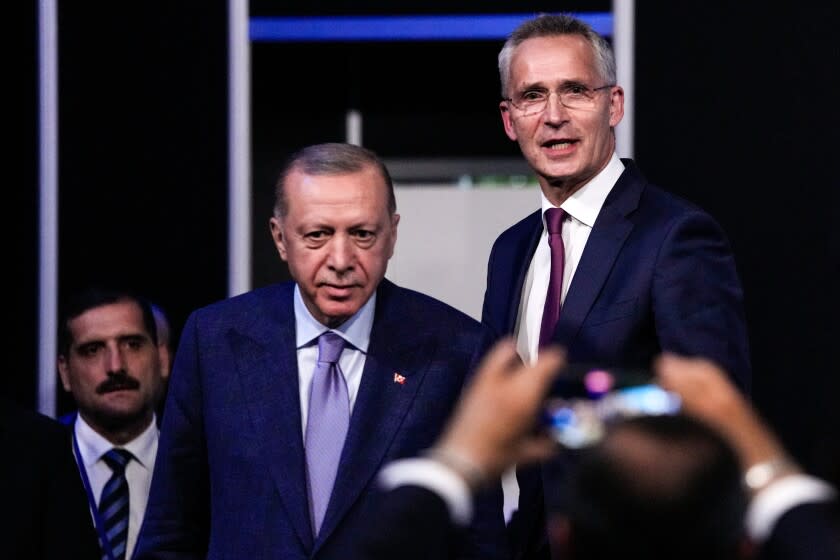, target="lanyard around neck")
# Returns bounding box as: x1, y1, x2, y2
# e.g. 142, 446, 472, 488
72, 427, 120, 560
